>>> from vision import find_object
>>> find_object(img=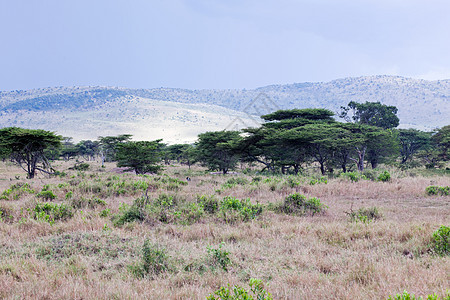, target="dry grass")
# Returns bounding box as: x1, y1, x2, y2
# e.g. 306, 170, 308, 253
0, 160, 449, 299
